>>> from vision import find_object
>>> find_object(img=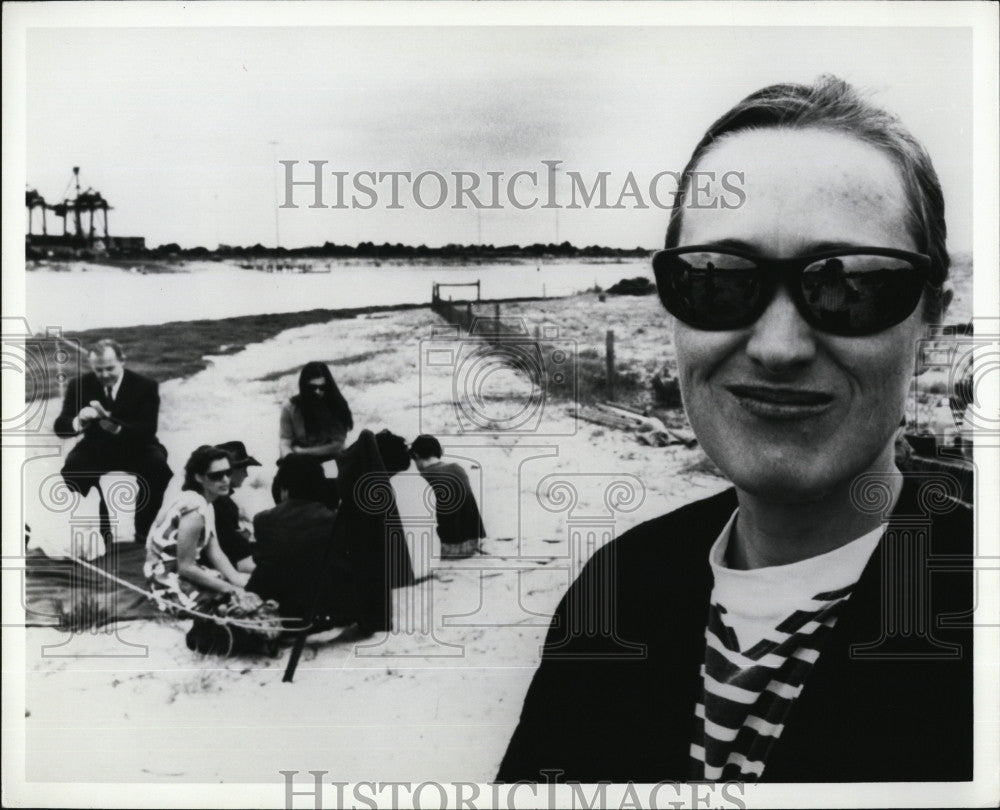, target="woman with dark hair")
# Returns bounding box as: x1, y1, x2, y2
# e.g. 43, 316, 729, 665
144, 445, 262, 613
278, 361, 354, 509
279, 361, 354, 462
